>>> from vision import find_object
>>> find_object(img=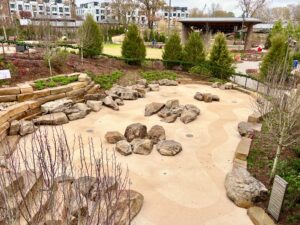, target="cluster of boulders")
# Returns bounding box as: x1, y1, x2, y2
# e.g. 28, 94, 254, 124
194, 92, 220, 102
211, 82, 234, 90
105, 123, 182, 156
145, 99, 200, 124
85, 78, 178, 111
9, 120, 37, 136
0, 170, 143, 225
